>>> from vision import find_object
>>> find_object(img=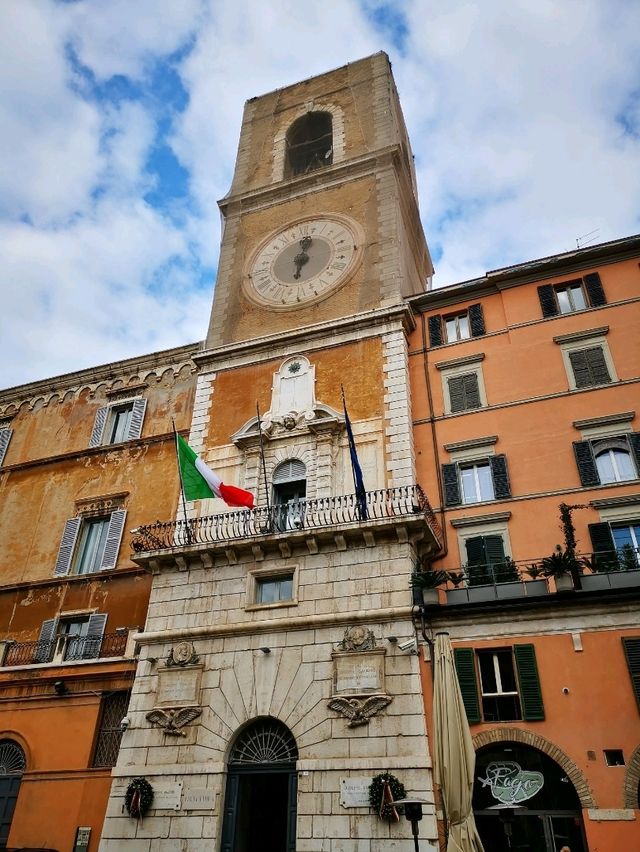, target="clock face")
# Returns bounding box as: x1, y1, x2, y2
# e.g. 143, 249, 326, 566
245, 216, 362, 309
